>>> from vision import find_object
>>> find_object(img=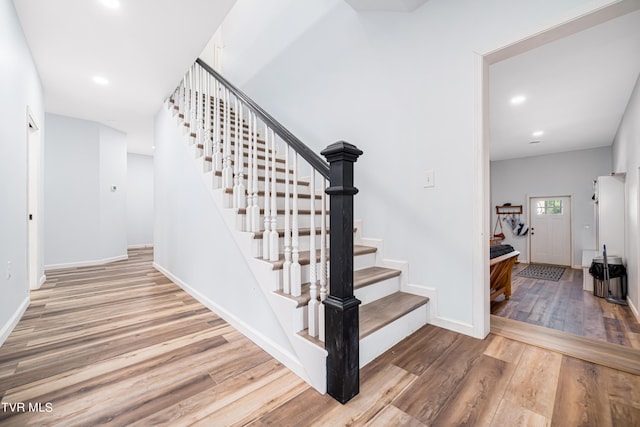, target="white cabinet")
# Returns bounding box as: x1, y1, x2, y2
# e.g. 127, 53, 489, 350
594, 175, 625, 260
